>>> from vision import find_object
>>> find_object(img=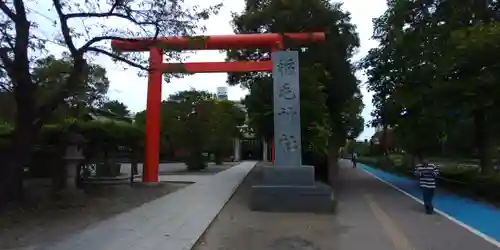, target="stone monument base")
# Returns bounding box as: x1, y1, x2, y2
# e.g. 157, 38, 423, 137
249, 165, 335, 213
